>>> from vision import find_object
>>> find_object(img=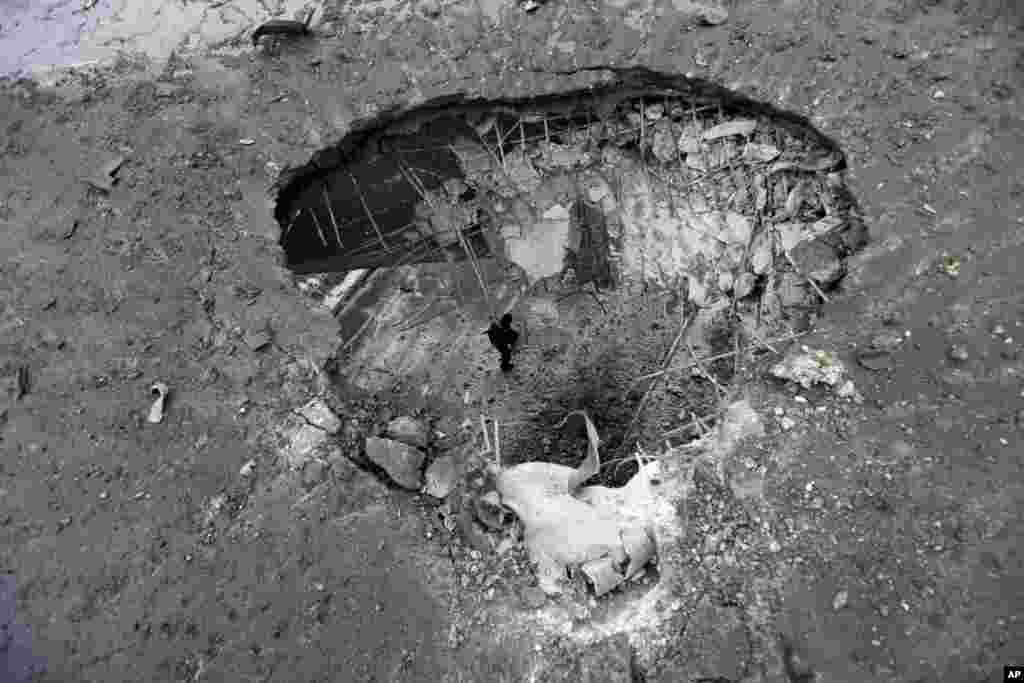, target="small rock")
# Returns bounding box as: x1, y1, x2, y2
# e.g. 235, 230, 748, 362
286, 424, 328, 468
776, 272, 811, 307
39, 329, 65, 349
694, 4, 729, 26
84, 175, 114, 193
947, 345, 969, 362
779, 417, 796, 431
385, 416, 429, 449
733, 272, 757, 299
768, 540, 781, 553
423, 455, 460, 499
940, 368, 975, 387
771, 348, 847, 388
832, 589, 849, 610
857, 349, 895, 372
882, 311, 904, 327
836, 379, 861, 402
992, 324, 1006, 336
365, 437, 425, 490
298, 398, 342, 434
302, 459, 327, 488
520, 586, 548, 609
870, 330, 905, 353
325, 447, 361, 481
244, 330, 272, 351
239, 459, 256, 477
586, 180, 610, 203
750, 234, 774, 275
154, 82, 178, 97
650, 124, 678, 163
